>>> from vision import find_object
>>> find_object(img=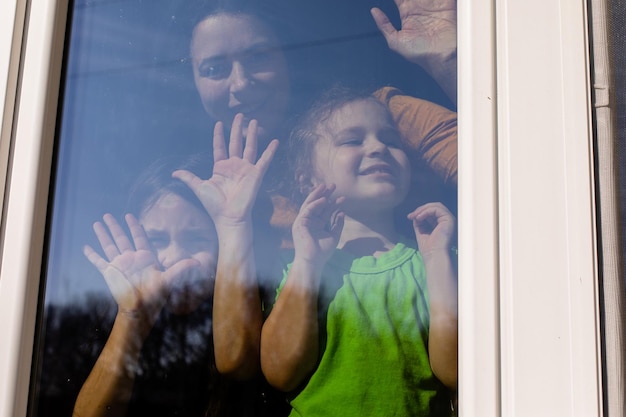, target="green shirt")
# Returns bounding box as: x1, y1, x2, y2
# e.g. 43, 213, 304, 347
278, 242, 452, 417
